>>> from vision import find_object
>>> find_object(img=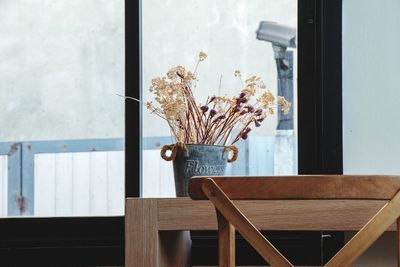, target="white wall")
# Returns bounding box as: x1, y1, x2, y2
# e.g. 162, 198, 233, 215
0, 1, 125, 142
343, 0, 400, 266
343, 0, 400, 174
